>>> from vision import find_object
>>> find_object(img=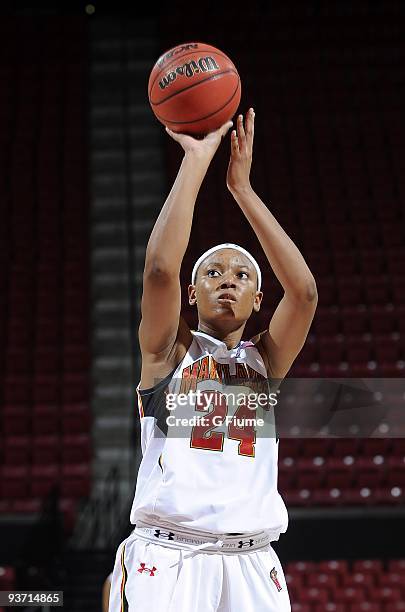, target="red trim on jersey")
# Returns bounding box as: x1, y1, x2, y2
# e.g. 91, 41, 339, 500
120, 543, 129, 611
137, 390, 145, 418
